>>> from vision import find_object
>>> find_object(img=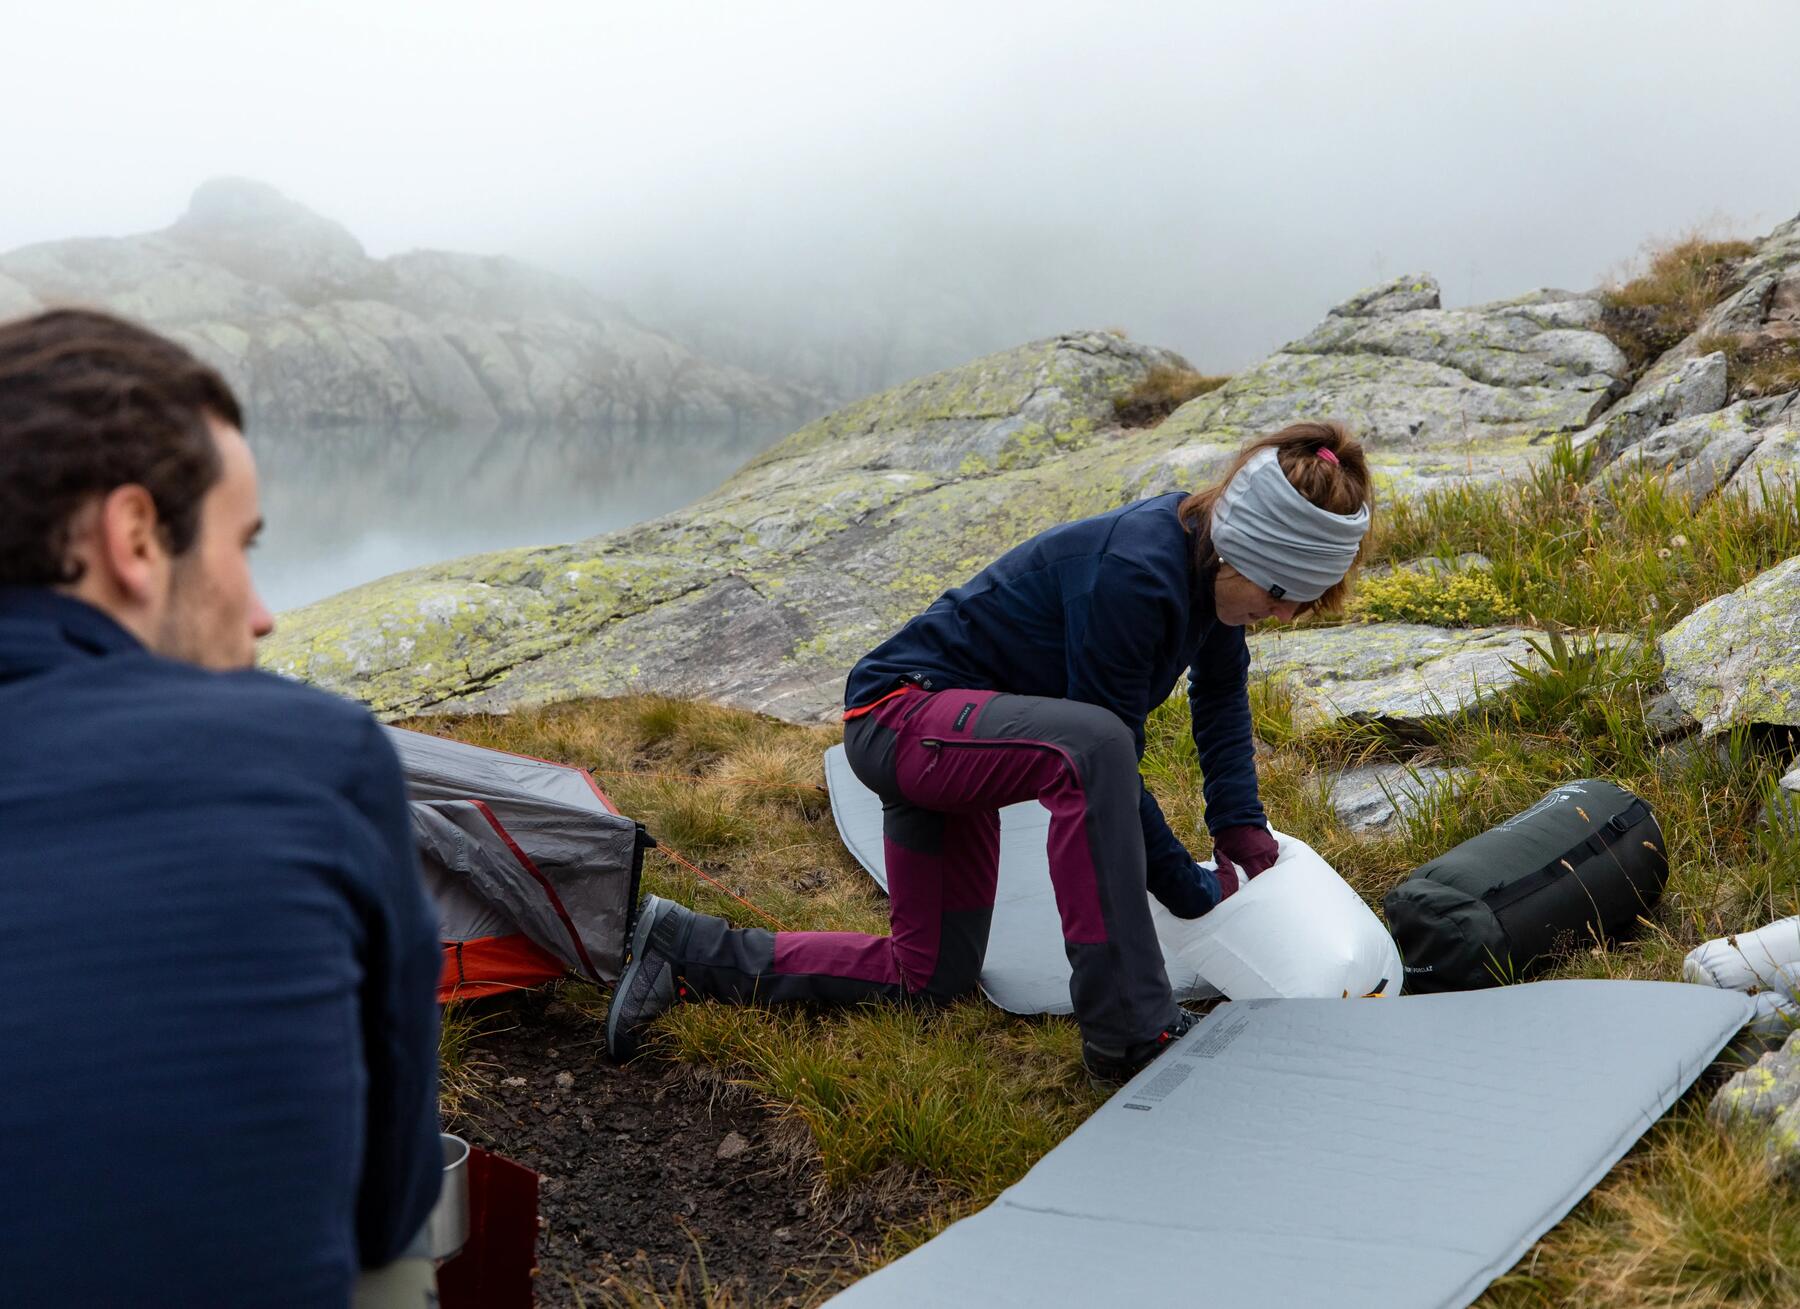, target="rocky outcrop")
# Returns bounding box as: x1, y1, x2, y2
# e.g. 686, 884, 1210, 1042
1577, 352, 1730, 464
261, 333, 1198, 718
1571, 216, 1800, 512
1606, 390, 1800, 504
1246, 624, 1600, 735
0, 178, 818, 432
1154, 276, 1628, 496
1634, 215, 1800, 397
1659, 555, 1800, 734
264, 210, 1800, 728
